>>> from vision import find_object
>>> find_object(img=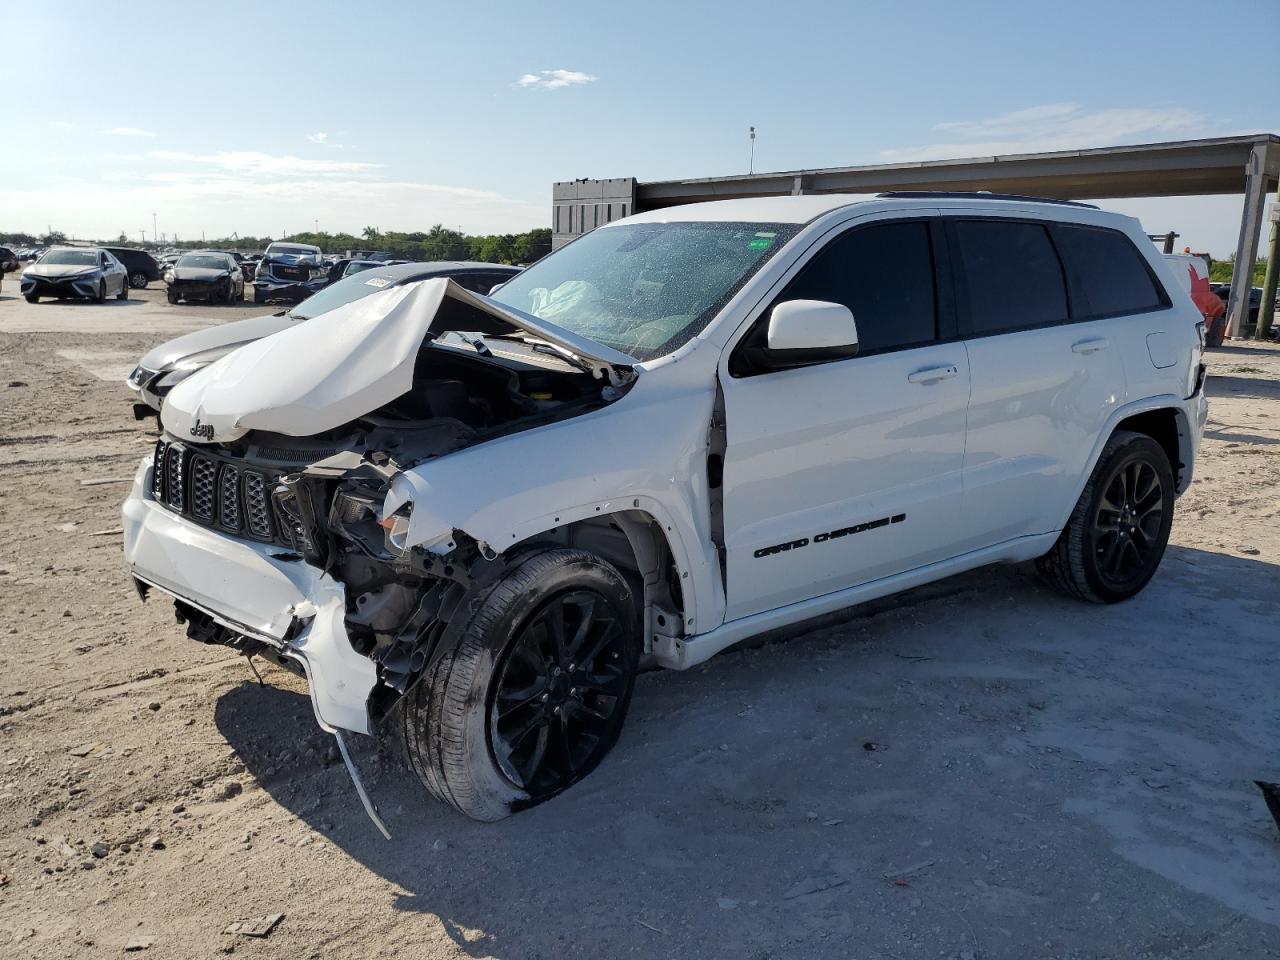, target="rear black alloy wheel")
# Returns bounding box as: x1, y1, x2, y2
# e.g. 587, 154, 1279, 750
490, 589, 631, 794
401, 548, 640, 821
1037, 430, 1175, 603
129, 272, 148, 289
1092, 459, 1163, 590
